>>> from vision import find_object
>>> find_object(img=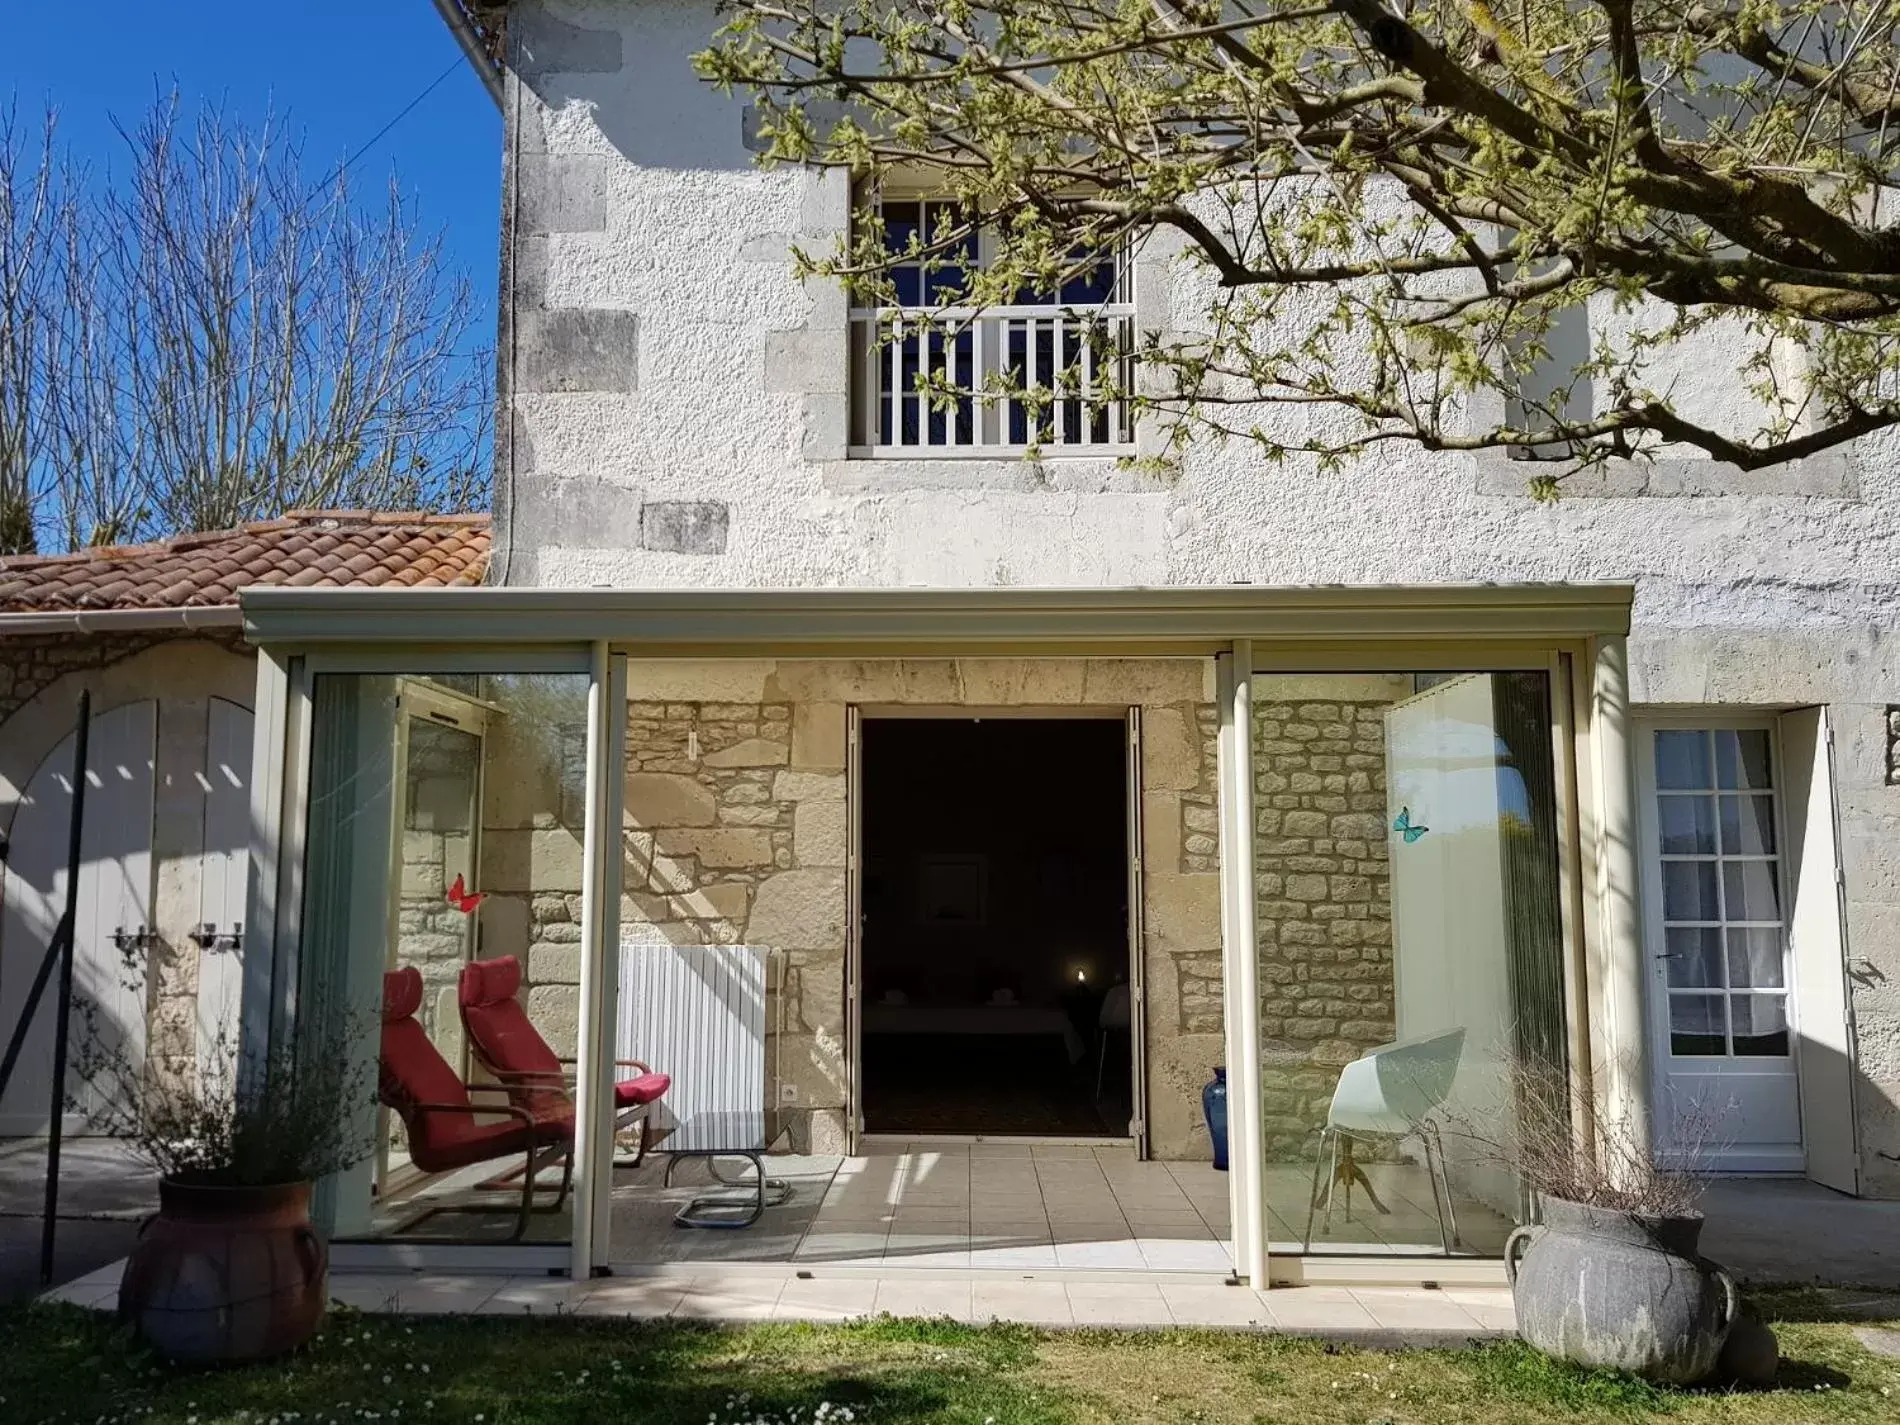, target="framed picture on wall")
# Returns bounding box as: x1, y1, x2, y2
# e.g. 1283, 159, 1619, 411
917, 853, 987, 927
